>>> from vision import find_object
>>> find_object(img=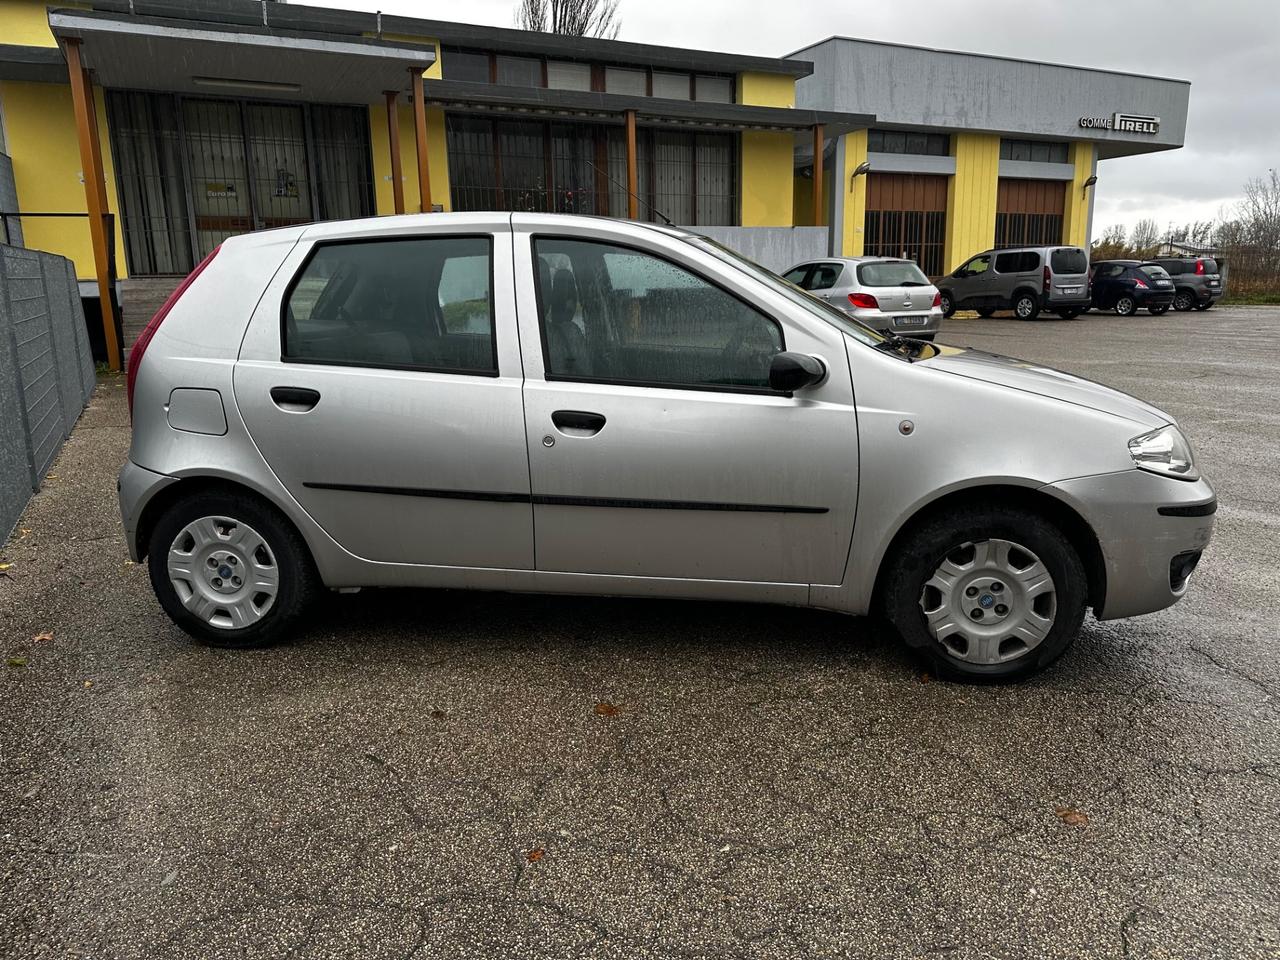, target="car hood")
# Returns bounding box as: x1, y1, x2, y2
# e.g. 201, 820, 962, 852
919, 345, 1170, 427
